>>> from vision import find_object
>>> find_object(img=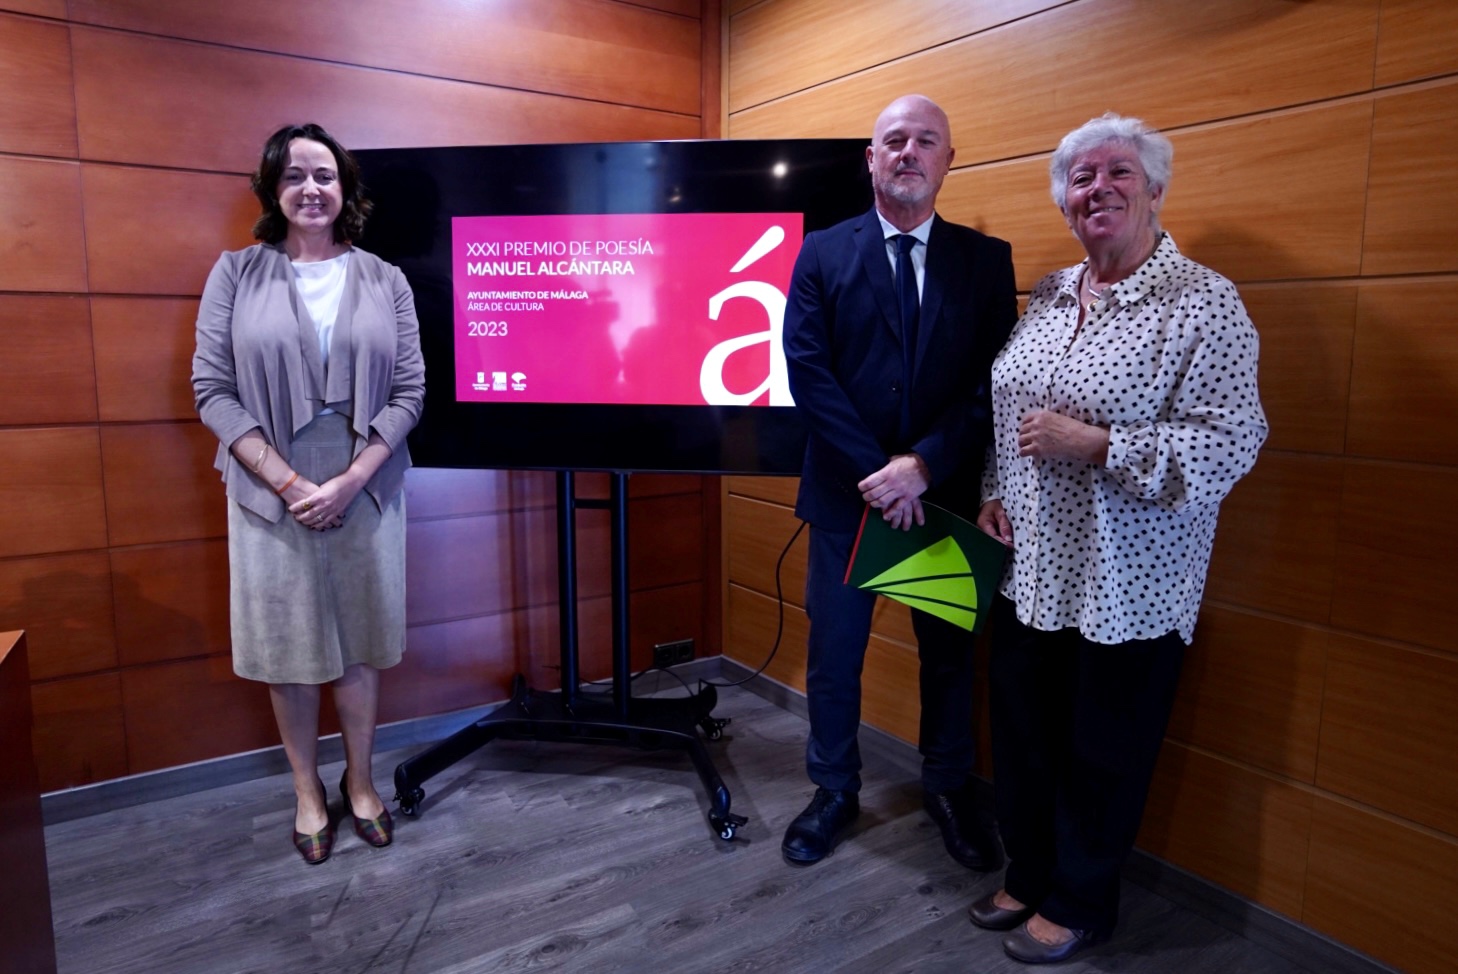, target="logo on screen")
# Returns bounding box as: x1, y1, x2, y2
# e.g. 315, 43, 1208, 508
700, 225, 793, 406
452, 213, 802, 406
